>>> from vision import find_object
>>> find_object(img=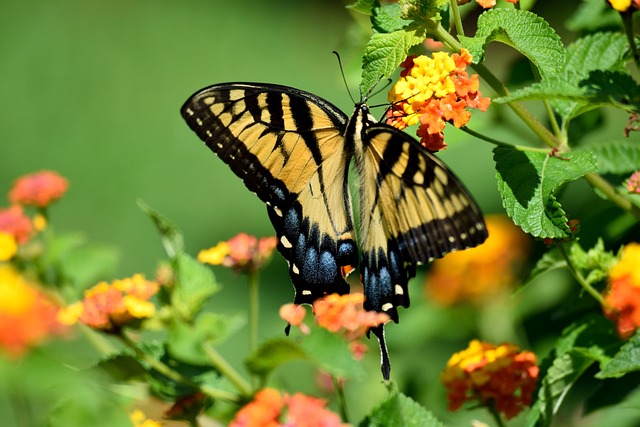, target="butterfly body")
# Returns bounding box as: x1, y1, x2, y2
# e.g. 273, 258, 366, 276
181, 83, 488, 379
